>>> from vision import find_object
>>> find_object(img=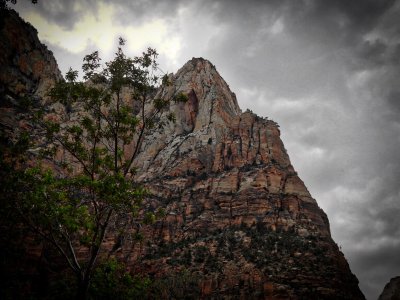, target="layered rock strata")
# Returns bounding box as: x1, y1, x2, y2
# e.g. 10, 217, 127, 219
118, 58, 364, 299
0, 8, 365, 299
